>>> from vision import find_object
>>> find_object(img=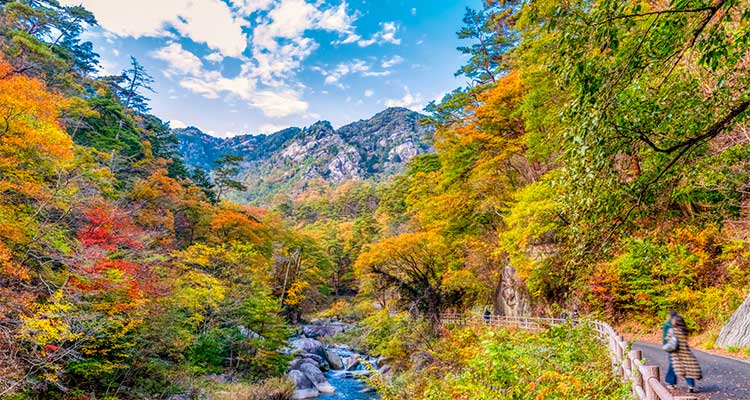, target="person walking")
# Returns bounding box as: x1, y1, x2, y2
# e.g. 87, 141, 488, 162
483, 308, 491, 325
663, 311, 702, 393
